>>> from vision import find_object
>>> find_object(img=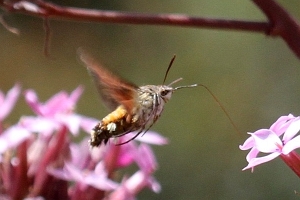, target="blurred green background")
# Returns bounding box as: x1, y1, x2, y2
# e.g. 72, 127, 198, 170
1, 0, 300, 199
